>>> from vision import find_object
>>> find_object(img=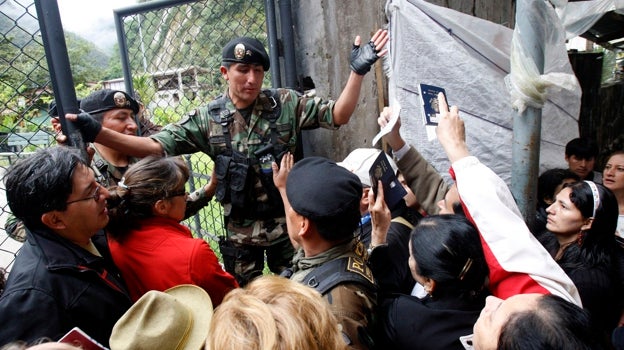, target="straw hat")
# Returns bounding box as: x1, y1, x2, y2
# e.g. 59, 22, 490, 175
110, 284, 213, 350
